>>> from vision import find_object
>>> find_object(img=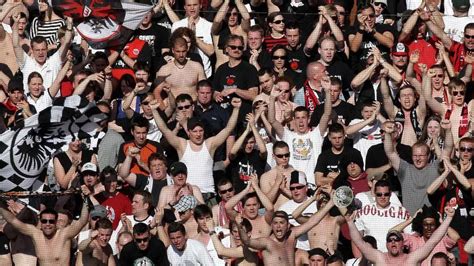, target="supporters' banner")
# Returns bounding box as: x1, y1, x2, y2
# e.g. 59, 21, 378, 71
0, 96, 106, 192
49, 0, 152, 49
